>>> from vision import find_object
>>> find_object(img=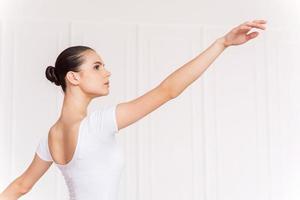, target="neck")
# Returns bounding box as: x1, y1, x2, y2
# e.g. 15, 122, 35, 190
59, 89, 92, 123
